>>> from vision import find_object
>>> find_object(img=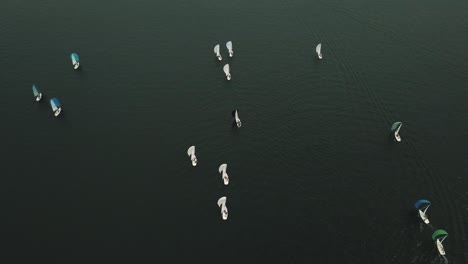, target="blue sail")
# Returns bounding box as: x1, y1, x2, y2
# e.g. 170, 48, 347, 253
32, 84, 40, 96
50, 98, 61, 111
70, 53, 79, 62
414, 199, 431, 209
